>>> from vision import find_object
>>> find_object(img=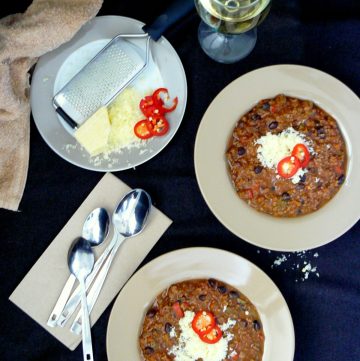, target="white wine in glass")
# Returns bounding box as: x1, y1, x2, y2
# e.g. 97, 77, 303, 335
195, 0, 271, 63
